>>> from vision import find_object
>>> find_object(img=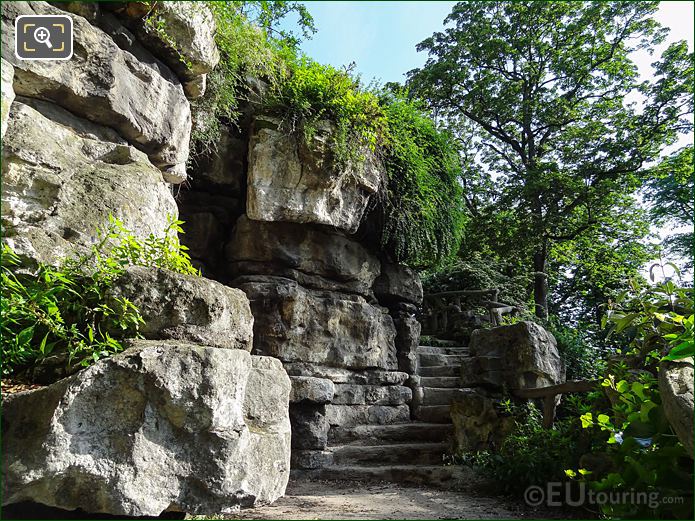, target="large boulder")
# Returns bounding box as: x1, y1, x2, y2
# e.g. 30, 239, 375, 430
1, 99, 176, 265
659, 358, 694, 458
246, 117, 382, 233
373, 262, 423, 306
109, 266, 254, 350
450, 389, 515, 452
1, 57, 13, 138
465, 321, 564, 390
1, 340, 291, 516
1, 1, 191, 182
236, 276, 397, 371
227, 216, 381, 296
107, 1, 219, 79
